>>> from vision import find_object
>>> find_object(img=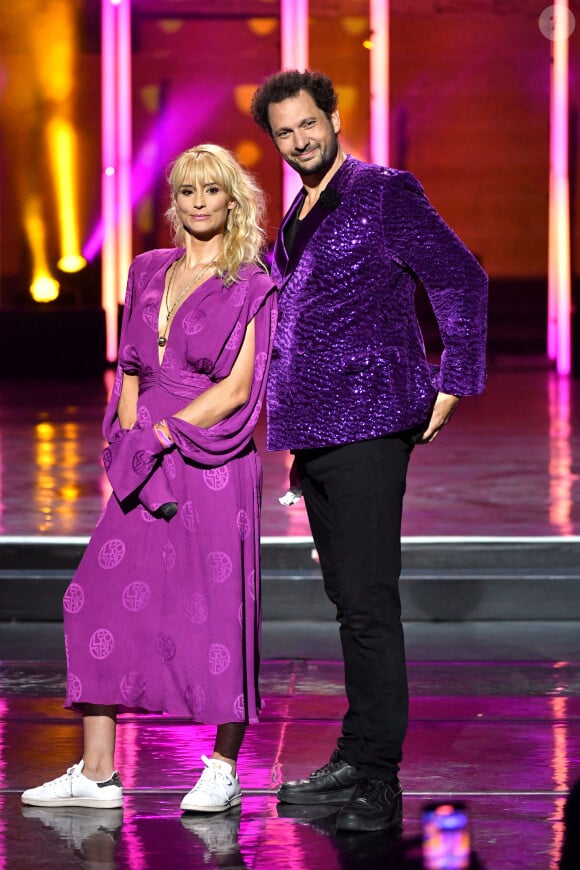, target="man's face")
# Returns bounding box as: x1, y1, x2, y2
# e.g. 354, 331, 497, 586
267, 90, 340, 178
